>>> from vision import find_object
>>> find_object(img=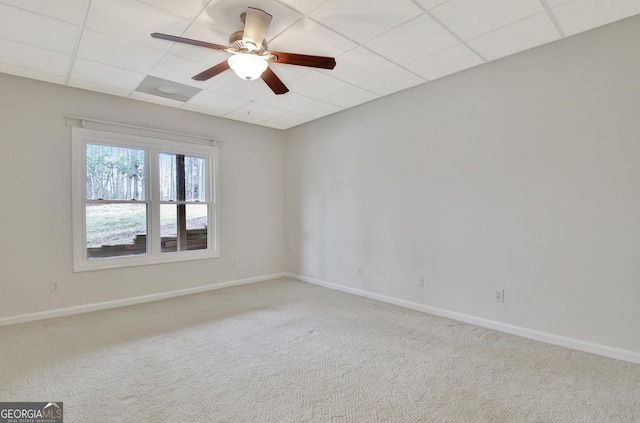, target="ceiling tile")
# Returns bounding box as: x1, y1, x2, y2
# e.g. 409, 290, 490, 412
310, 0, 424, 43
406, 43, 483, 81
431, 0, 544, 40
546, 0, 573, 6
168, 22, 229, 65
552, 0, 640, 36
268, 17, 357, 58
329, 47, 396, 85
224, 112, 264, 125
207, 72, 272, 100
358, 67, 426, 96
85, 0, 190, 50
194, 0, 302, 44
275, 0, 330, 15
0, 38, 69, 76
136, 0, 210, 20
179, 21, 228, 44
467, 12, 561, 61
0, 0, 88, 25
129, 91, 187, 108
415, 0, 450, 9
150, 54, 214, 88
69, 79, 133, 97
168, 43, 229, 69
295, 100, 343, 118
0, 63, 66, 85
365, 15, 459, 65
266, 62, 311, 84
71, 58, 144, 91
287, 71, 351, 99
188, 90, 250, 113
323, 86, 380, 108
255, 92, 315, 111
259, 120, 291, 130
77, 30, 162, 74
265, 111, 315, 127
180, 102, 228, 117
231, 102, 286, 121
0, 4, 79, 54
